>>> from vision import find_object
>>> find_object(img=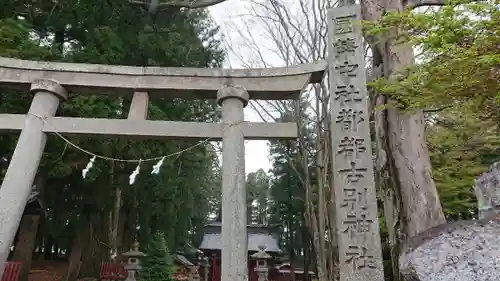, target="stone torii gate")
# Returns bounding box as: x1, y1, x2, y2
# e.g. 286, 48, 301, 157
0, 4, 385, 281
0, 56, 324, 278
